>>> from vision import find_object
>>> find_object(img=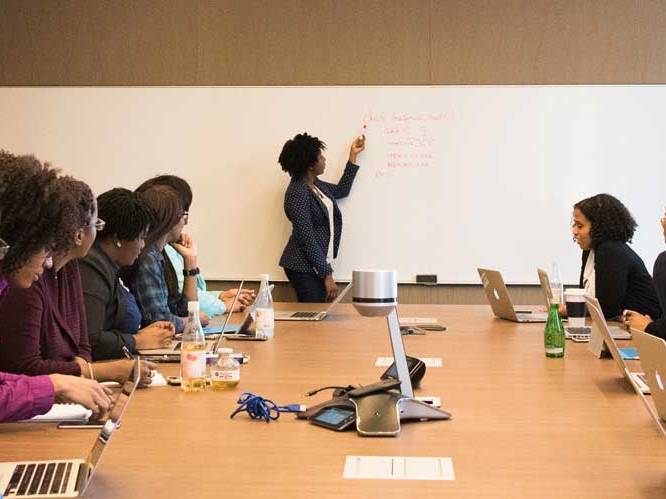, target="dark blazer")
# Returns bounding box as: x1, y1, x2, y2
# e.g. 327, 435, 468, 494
0, 260, 91, 376
646, 250, 666, 339
580, 241, 662, 320
80, 244, 135, 360
279, 161, 360, 277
